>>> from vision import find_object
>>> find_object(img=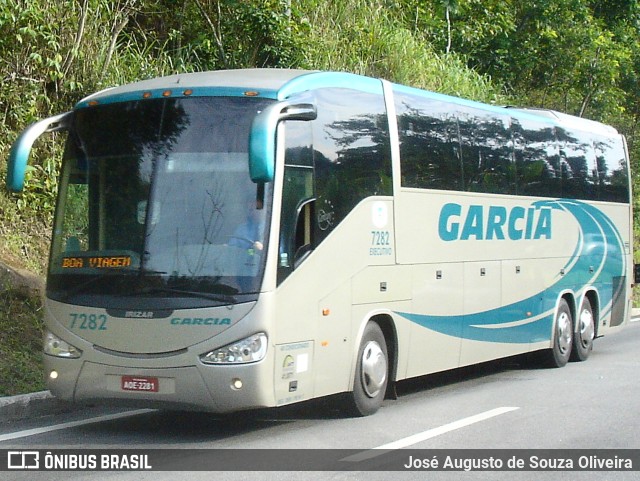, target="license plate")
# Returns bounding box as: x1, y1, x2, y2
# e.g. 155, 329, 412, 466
121, 375, 159, 392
